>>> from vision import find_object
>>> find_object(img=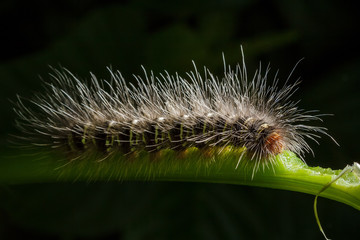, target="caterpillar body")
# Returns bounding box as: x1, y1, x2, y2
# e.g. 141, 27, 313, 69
14, 49, 331, 177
